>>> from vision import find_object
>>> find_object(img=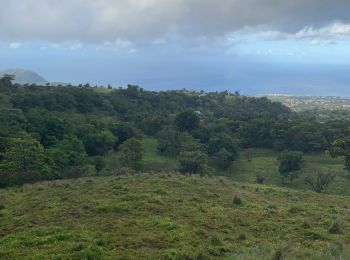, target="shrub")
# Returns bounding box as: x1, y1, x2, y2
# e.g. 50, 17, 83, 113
233, 196, 242, 205
256, 175, 265, 184
179, 150, 208, 176
329, 242, 343, 257
304, 231, 323, 240
305, 170, 336, 193
79, 245, 103, 260
215, 148, 234, 170
238, 233, 247, 240
301, 221, 311, 229
210, 235, 222, 246
329, 222, 341, 234
288, 206, 303, 214
113, 167, 136, 176
277, 150, 303, 182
